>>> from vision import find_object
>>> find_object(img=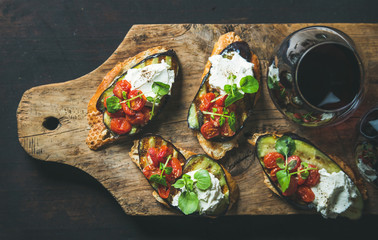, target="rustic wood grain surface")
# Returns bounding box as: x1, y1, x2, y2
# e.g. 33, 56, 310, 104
17, 23, 378, 216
